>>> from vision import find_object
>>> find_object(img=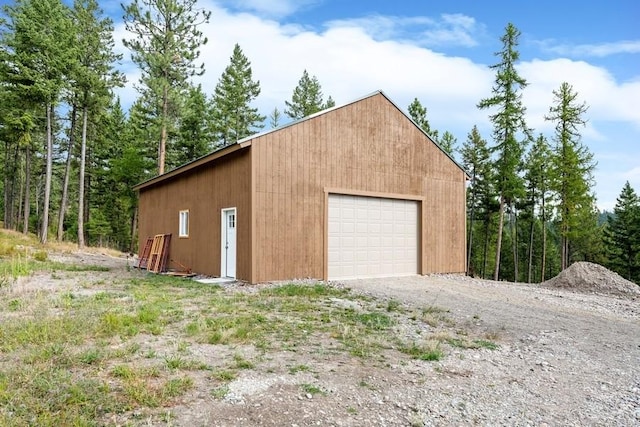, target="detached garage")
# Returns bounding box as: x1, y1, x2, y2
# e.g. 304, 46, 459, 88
134, 91, 467, 283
